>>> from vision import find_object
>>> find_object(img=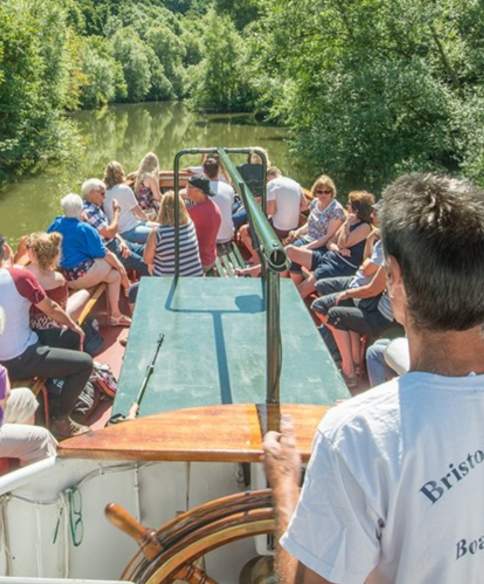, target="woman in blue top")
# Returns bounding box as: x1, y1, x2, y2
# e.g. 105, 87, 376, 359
297, 190, 375, 298
48, 194, 131, 327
